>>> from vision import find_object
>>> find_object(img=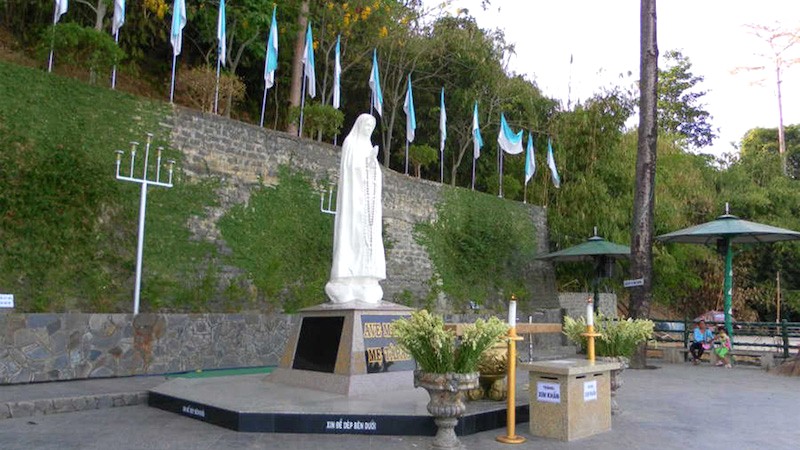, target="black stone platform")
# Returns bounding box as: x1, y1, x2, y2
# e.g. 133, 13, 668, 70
148, 373, 528, 436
